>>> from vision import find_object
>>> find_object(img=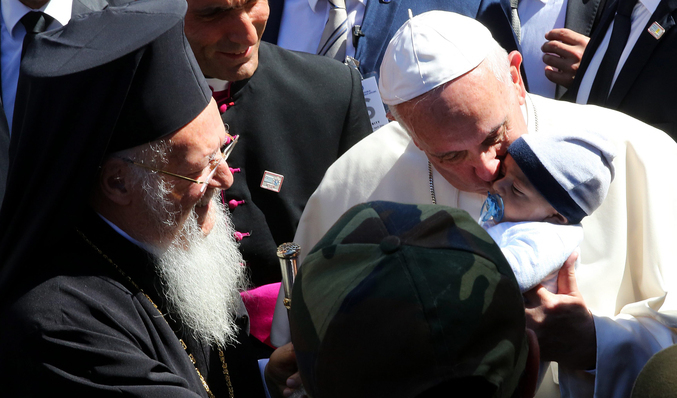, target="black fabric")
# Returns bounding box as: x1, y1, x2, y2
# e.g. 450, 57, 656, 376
262, 0, 284, 45
557, 0, 609, 98
0, 0, 109, 210
222, 42, 371, 286
566, 0, 677, 141
0, 0, 211, 301
18, 0, 211, 152
587, 0, 636, 105
20, 11, 54, 59
564, 0, 609, 36
0, 210, 266, 397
